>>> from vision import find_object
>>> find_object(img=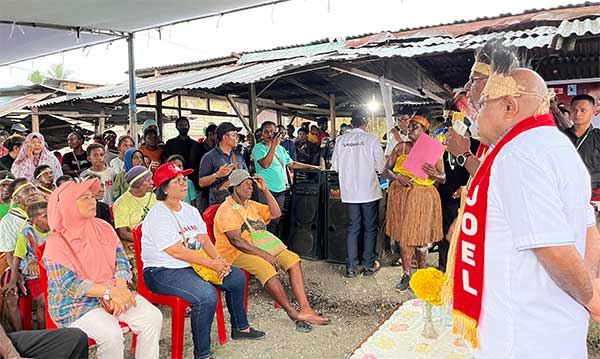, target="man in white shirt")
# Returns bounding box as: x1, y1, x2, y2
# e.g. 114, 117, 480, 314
384, 113, 410, 157
331, 108, 385, 278
454, 51, 600, 357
